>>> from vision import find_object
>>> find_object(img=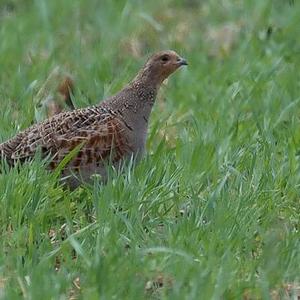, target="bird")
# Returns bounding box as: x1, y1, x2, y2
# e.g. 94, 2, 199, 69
0, 50, 188, 188
33, 67, 75, 121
